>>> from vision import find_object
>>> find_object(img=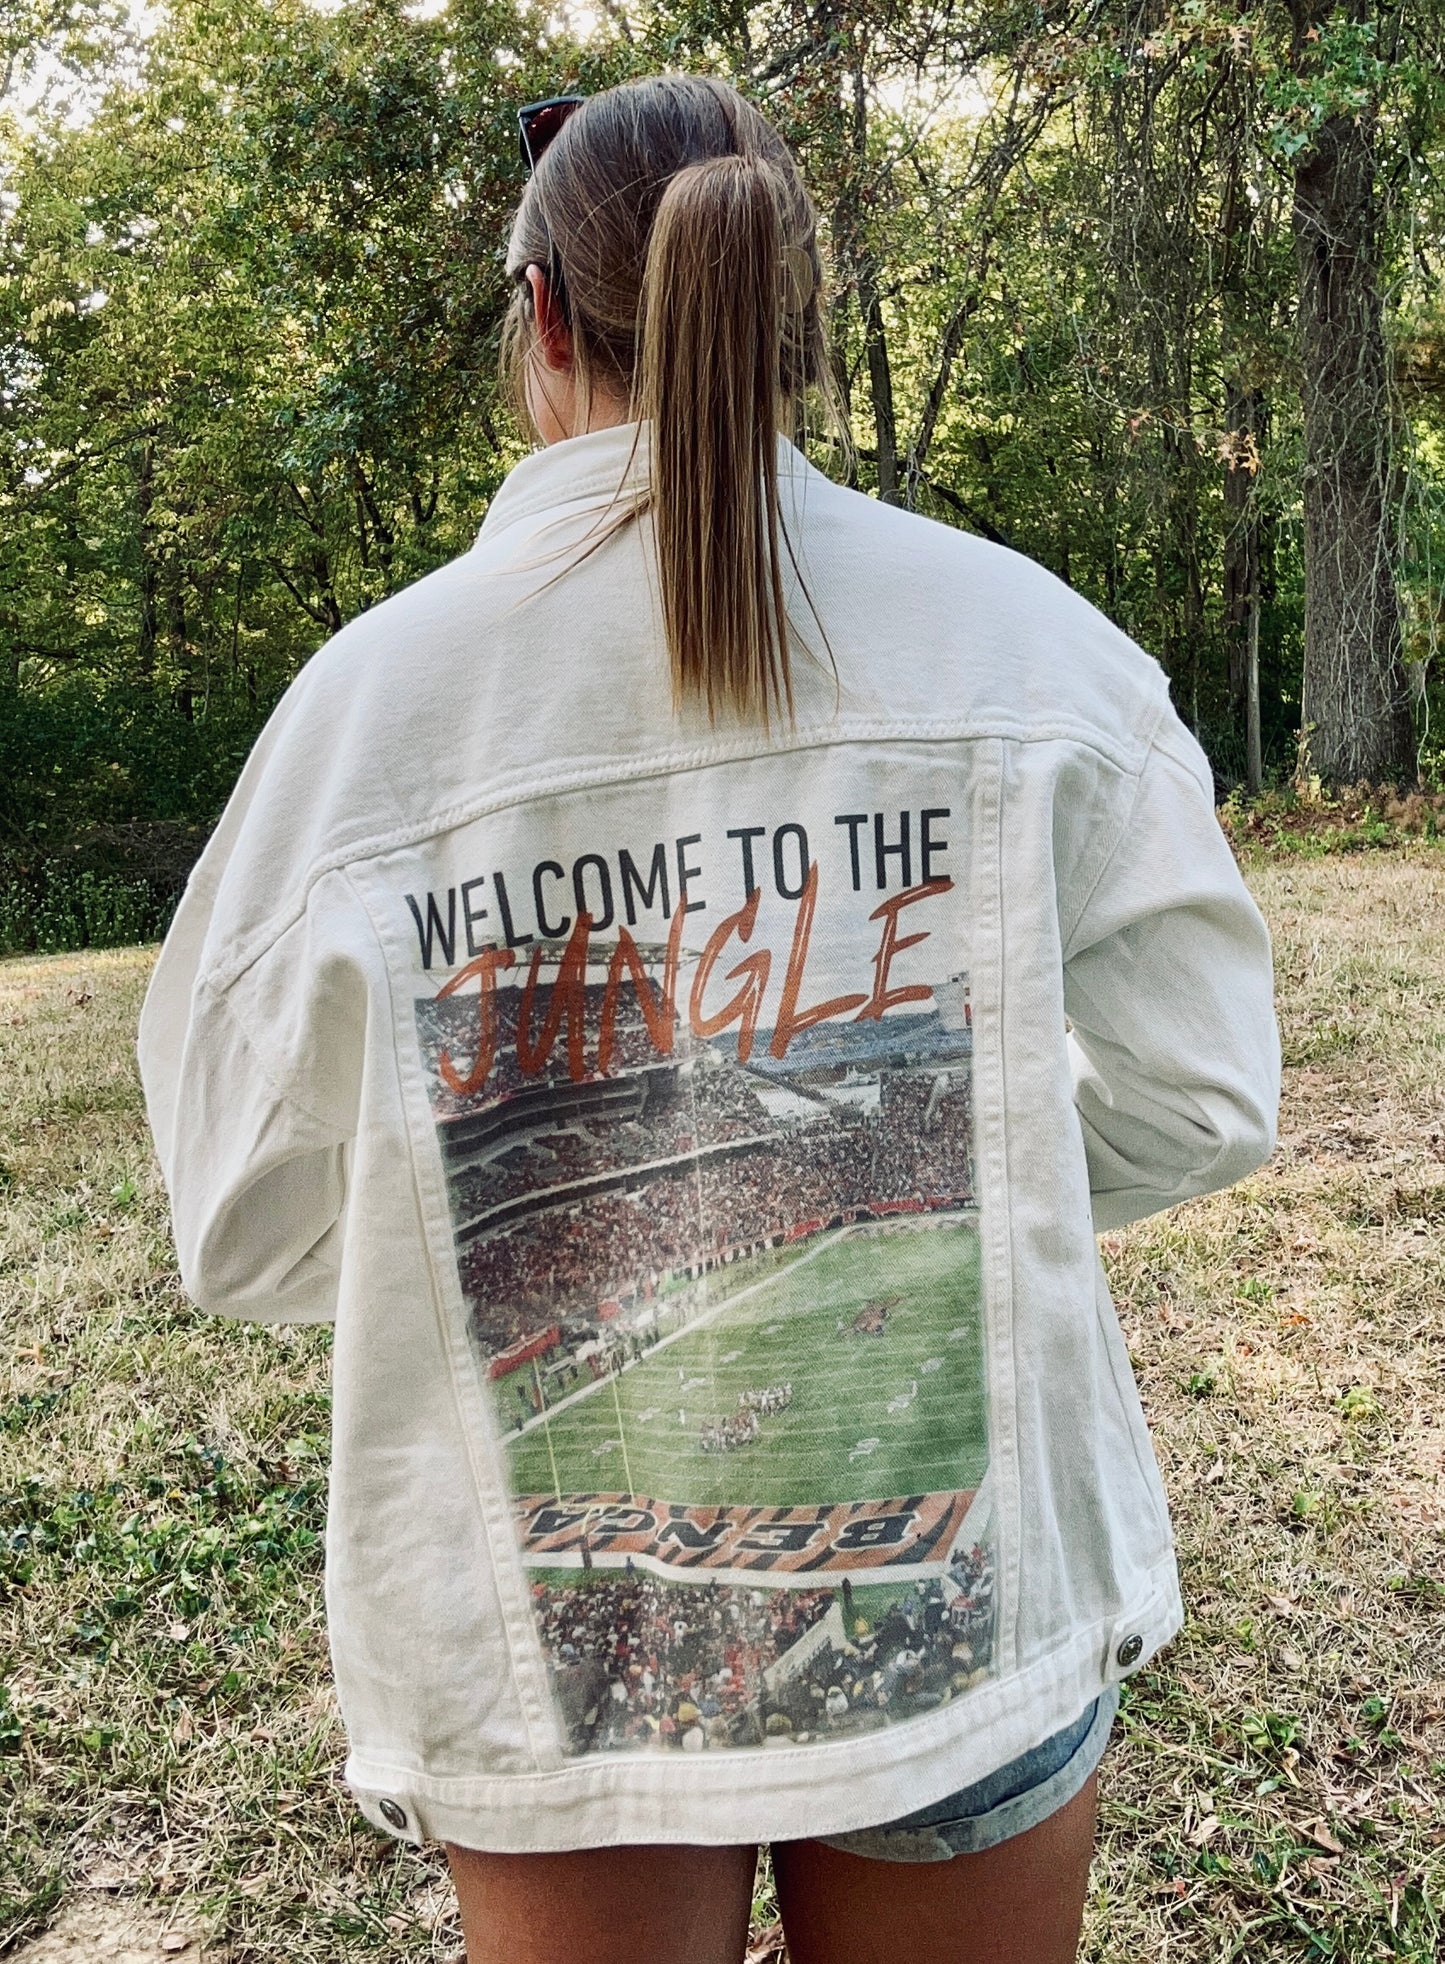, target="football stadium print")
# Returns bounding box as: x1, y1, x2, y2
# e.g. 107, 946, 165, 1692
414, 869, 993, 1758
